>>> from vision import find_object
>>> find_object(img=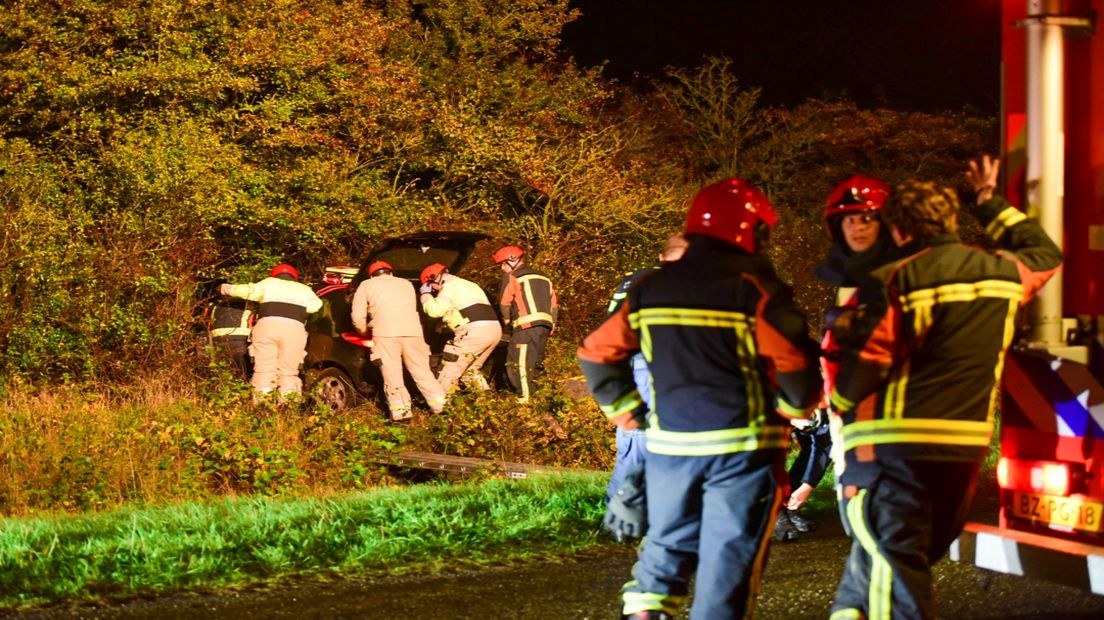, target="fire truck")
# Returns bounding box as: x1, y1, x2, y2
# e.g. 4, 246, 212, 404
950, 0, 1104, 593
